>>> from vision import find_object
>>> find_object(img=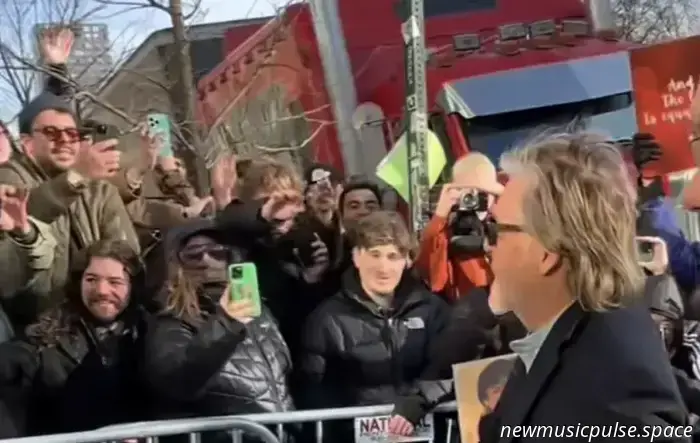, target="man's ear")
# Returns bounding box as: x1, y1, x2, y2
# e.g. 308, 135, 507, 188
540, 249, 562, 276
352, 247, 362, 269
19, 134, 33, 156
